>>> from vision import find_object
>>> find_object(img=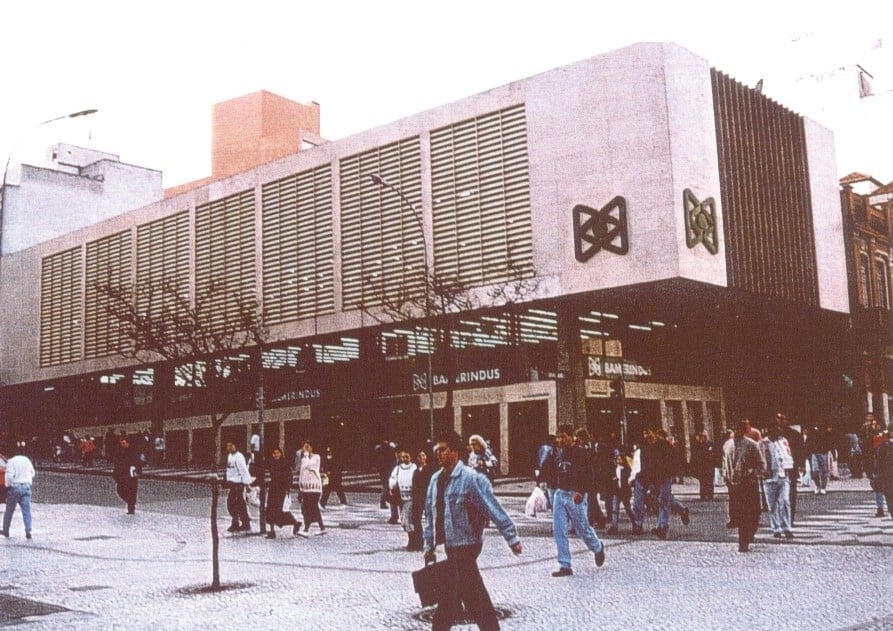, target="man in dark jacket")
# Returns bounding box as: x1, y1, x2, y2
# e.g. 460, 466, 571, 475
541, 424, 606, 577
631, 427, 675, 539
112, 436, 142, 515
